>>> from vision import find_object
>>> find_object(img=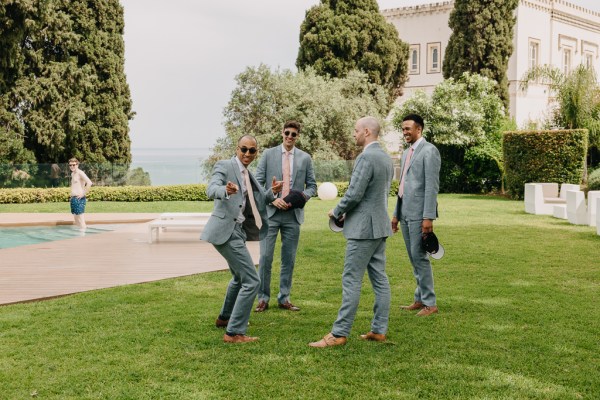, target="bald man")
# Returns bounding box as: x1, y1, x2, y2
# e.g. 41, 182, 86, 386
202, 135, 283, 343
309, 116, 394, 348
